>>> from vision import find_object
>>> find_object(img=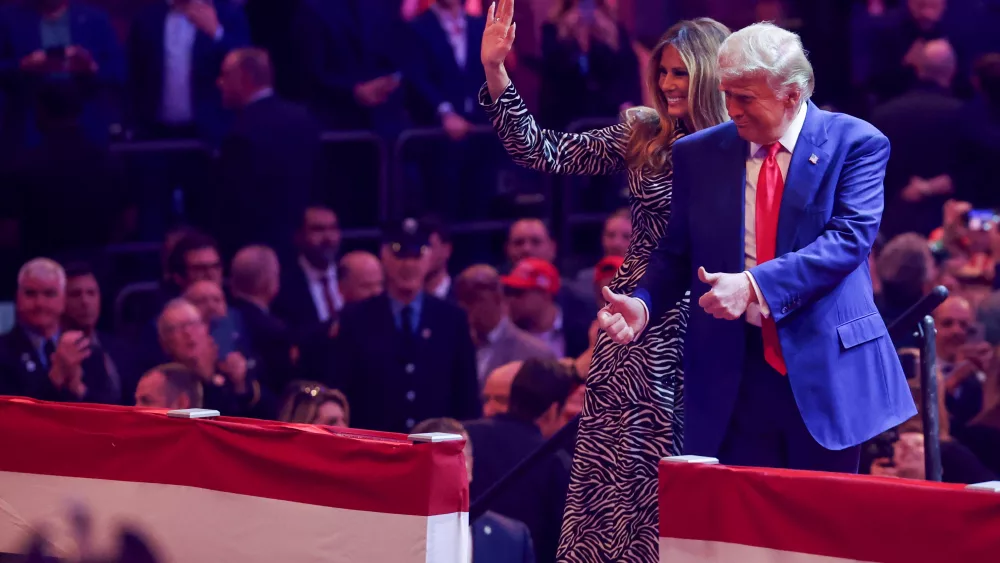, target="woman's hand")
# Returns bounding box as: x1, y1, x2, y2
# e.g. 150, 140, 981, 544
482, 0, 517, 102
482, 0, 517, 70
